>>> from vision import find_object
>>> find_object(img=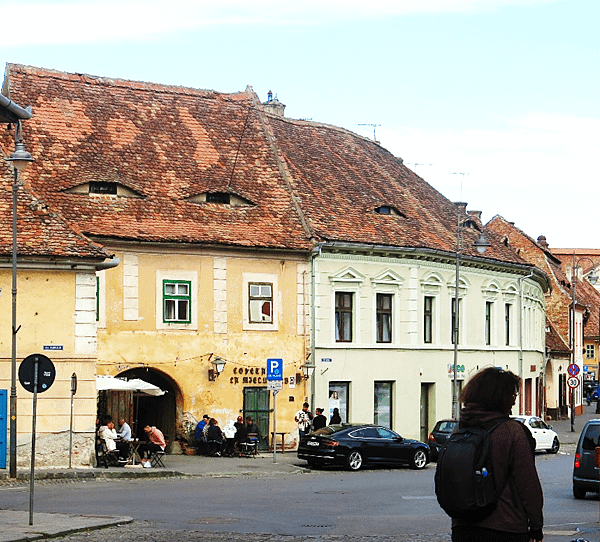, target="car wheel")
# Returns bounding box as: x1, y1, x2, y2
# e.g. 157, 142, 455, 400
573, 484, 586, 499
345, 450, 363, 471
411, 449, 427, 470
549, 437, 560, 454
